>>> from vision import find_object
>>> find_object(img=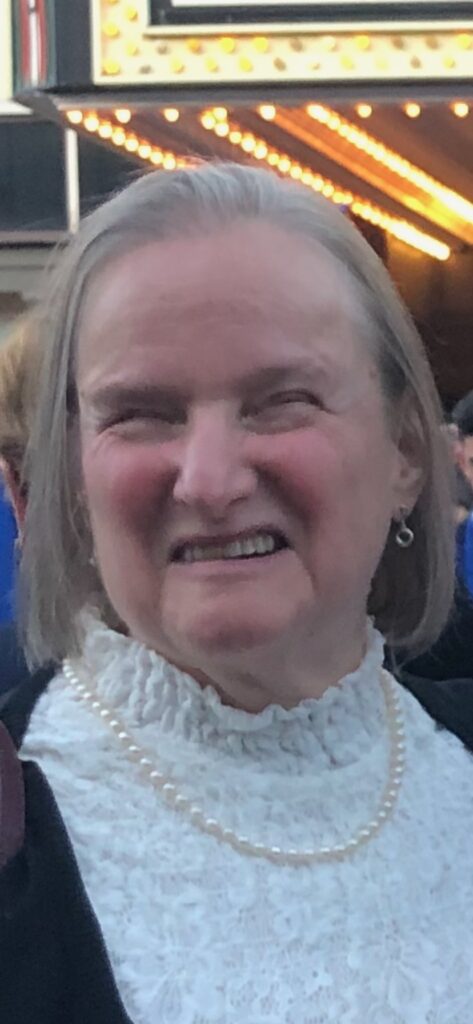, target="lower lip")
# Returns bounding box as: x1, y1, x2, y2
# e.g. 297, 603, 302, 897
169, 549, 290, 577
